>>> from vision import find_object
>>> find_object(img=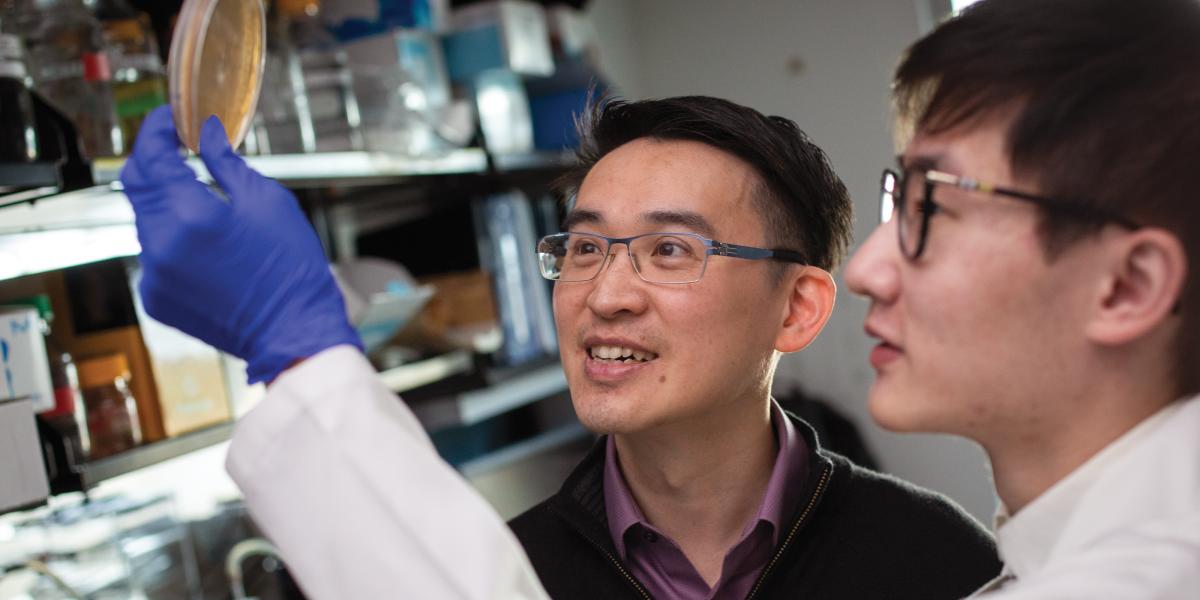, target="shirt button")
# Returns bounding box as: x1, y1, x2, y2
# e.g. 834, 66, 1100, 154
644, 531, 658, 543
